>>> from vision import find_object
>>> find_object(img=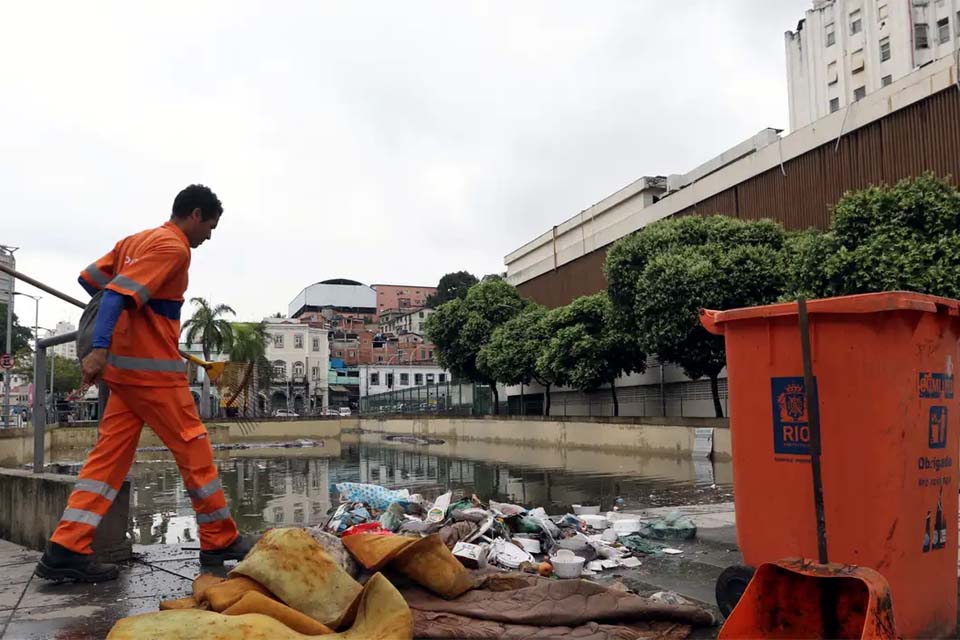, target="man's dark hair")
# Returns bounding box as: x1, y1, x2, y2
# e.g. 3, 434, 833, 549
171, 184, 223, 221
